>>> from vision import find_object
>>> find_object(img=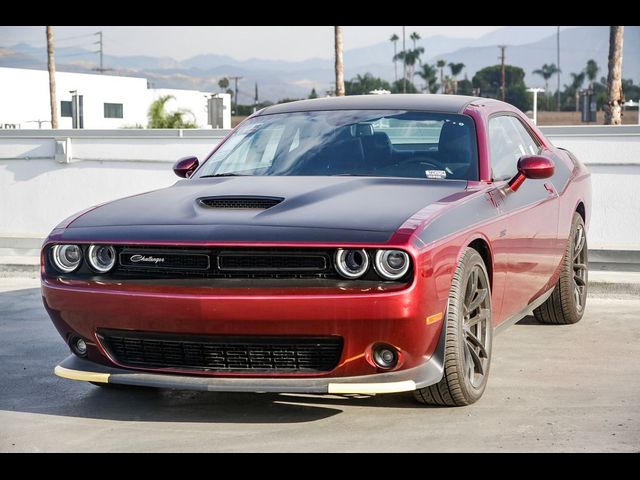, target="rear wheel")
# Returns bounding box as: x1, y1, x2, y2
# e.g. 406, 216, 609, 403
533, 213, 587, 325
414, 247, 492, 406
